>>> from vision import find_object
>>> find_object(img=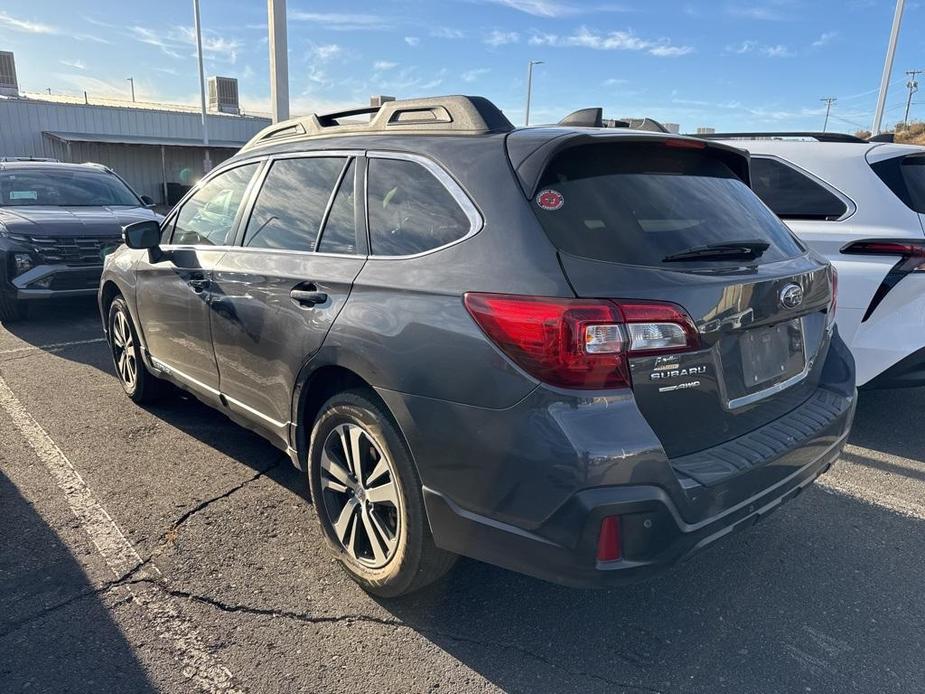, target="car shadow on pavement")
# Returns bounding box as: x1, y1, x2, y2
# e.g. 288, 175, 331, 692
379, 485, 925, 694
0, 469, 157, 693
849, 387, 925, 462
0, 297, 110, 368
